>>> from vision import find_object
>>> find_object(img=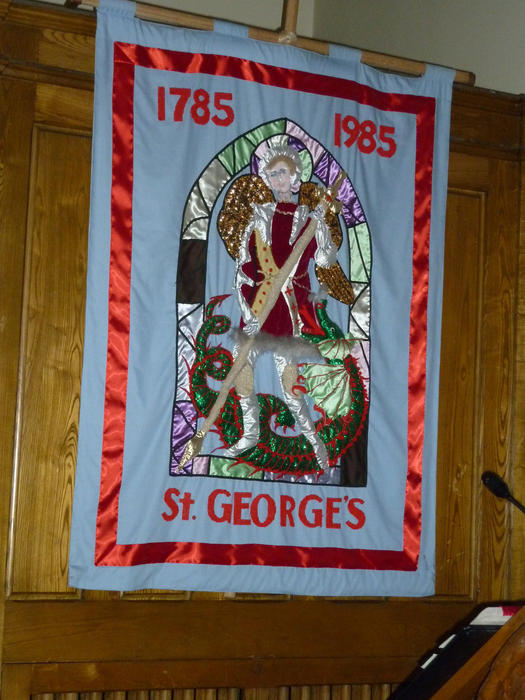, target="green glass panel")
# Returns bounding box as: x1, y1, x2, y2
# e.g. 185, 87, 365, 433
217, 120, 286, 175
349, 222, 371, 283
209, 457, 263, 480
